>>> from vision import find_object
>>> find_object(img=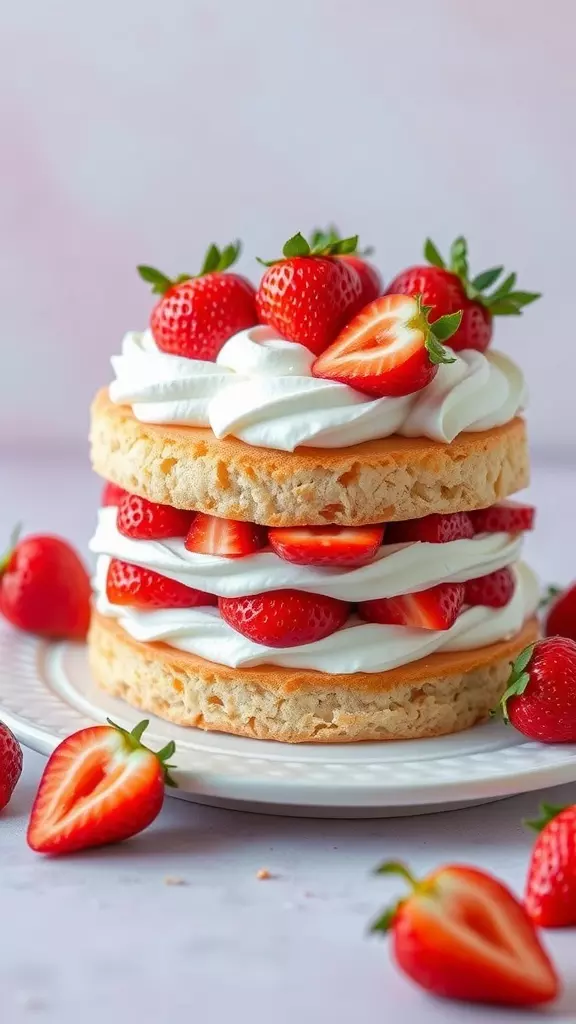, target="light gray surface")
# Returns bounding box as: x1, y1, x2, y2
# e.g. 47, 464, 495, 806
1, 454, 576, 1022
